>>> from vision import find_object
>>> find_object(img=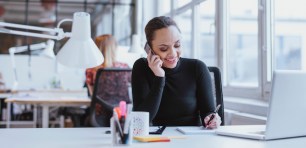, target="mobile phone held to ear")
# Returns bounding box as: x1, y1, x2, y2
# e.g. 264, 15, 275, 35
144, 42, 155, 55
144, 42, 151, 54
